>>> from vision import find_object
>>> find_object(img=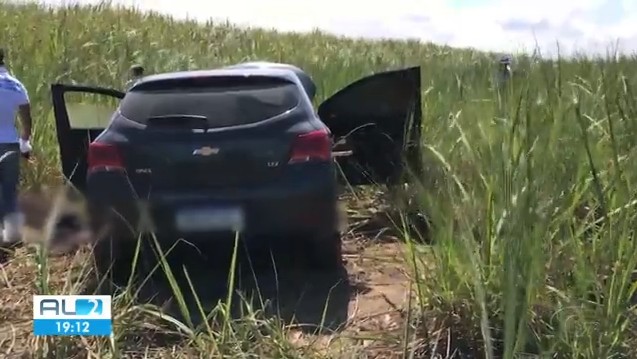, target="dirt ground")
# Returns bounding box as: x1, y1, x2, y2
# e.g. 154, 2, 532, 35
0, 189, 414, 356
